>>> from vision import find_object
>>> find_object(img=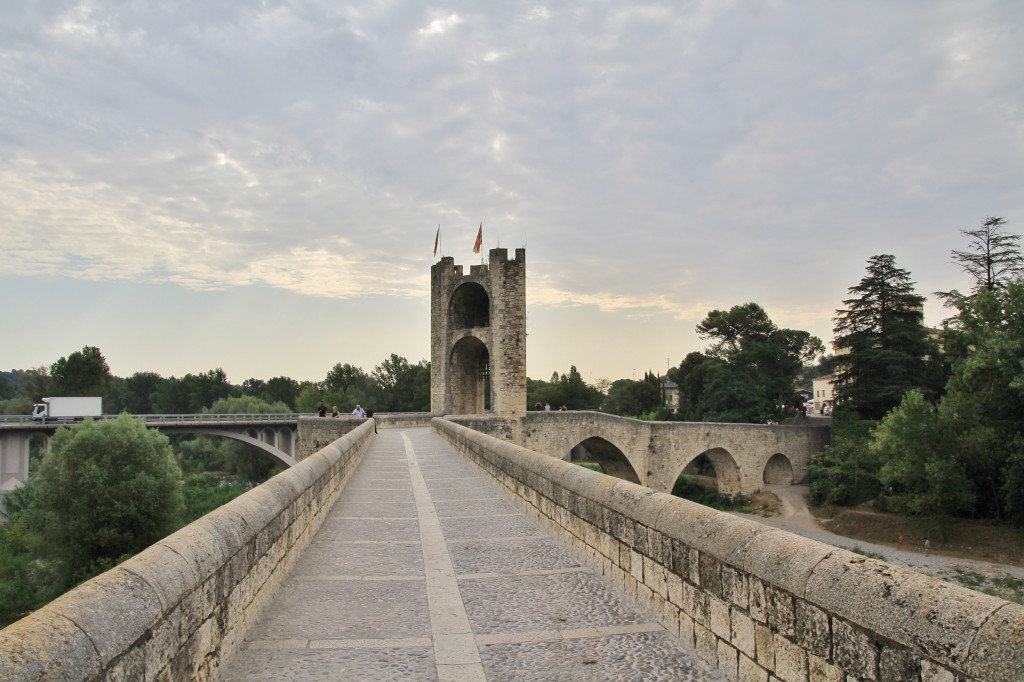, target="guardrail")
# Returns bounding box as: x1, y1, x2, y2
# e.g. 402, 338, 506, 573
0, 413, 308, 427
